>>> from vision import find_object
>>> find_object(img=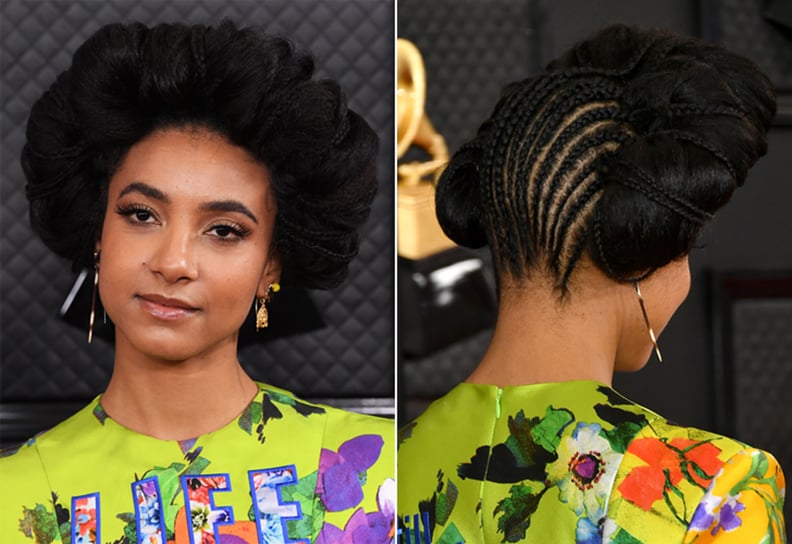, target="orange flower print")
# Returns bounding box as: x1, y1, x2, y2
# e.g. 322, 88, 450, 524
618, 438, 723, 512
